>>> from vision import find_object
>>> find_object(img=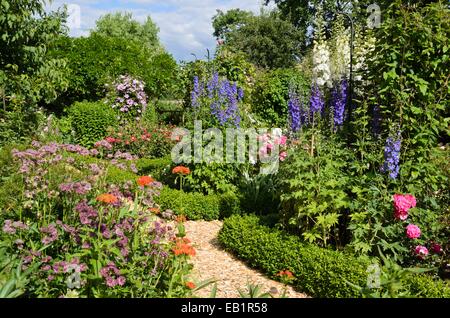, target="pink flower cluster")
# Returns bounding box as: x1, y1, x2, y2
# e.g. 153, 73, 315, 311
100, 262, 126, 287
257, 131, 288, 163
393, 194, 416, 220
406, 224, 421, 239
